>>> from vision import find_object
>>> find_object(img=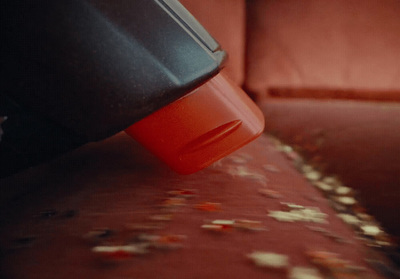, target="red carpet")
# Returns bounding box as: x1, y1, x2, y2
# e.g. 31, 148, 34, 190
0, 132, 394, 278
